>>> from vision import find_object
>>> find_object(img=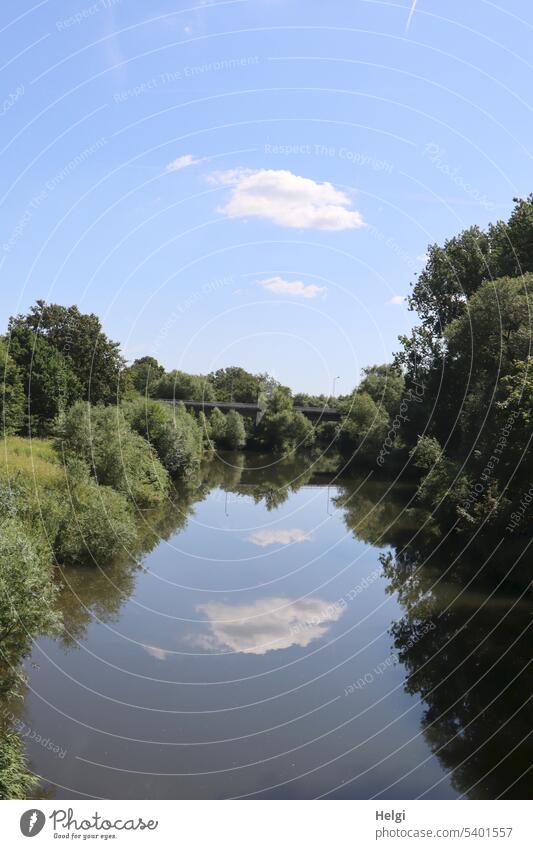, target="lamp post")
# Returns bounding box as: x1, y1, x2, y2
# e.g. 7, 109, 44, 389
332, 375, 340, 398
